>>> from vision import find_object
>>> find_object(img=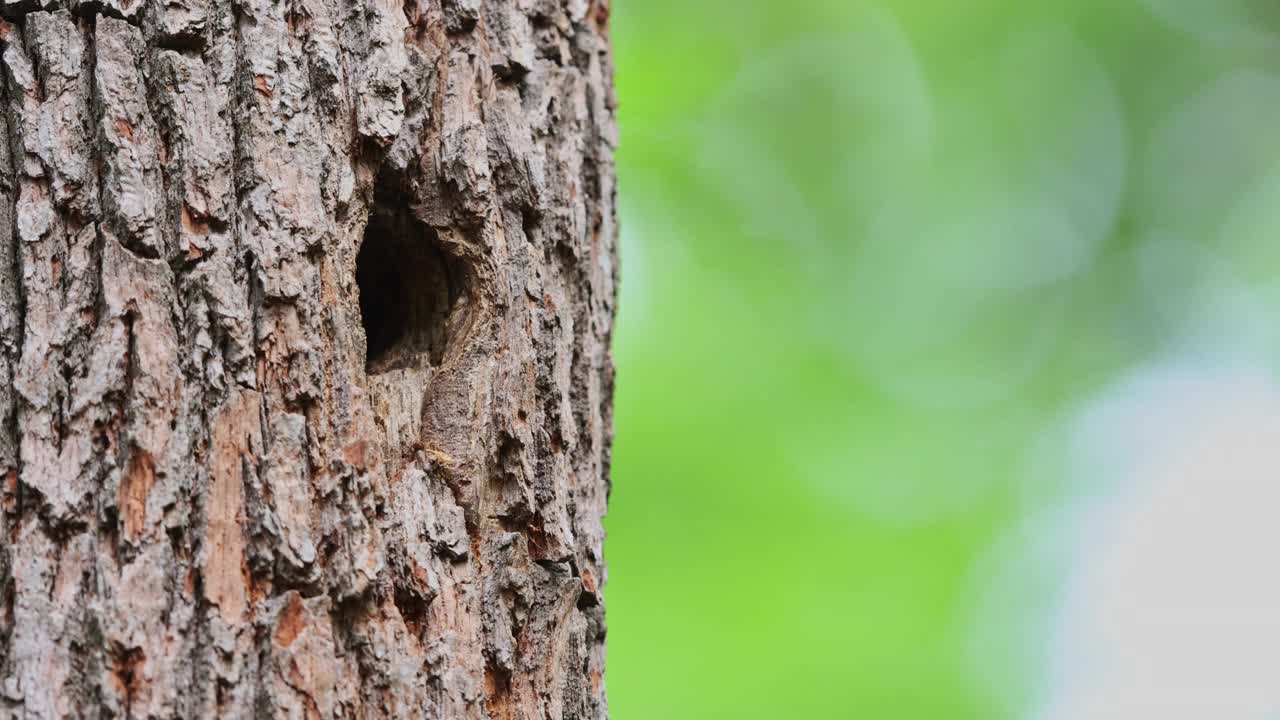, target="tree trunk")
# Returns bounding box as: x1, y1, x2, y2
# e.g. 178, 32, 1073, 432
0, 0, 616, 717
